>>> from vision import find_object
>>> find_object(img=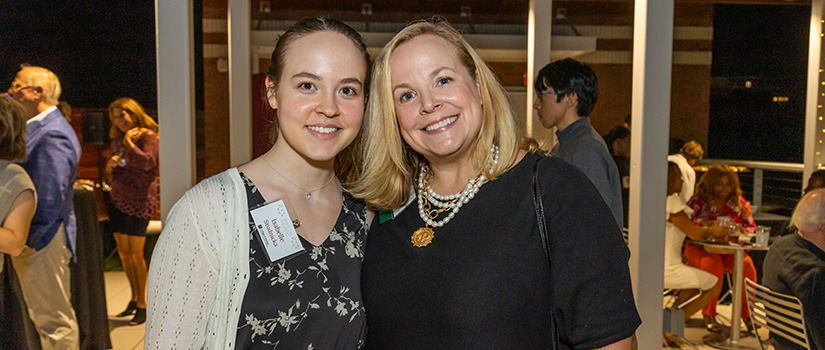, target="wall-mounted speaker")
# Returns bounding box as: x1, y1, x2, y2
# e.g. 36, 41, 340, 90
81, 111, 110, 145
